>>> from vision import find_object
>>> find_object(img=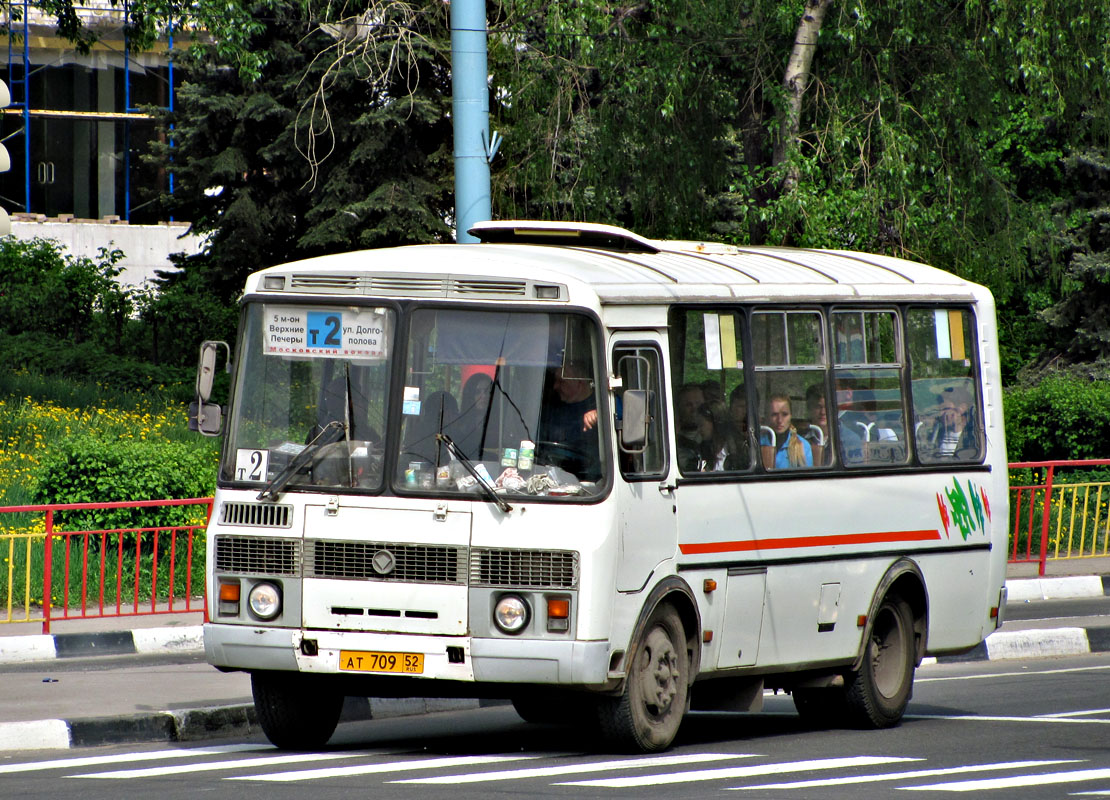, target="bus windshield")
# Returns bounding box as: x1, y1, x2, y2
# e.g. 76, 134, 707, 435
221, 303, 606, 500
397, 308, 606, 499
